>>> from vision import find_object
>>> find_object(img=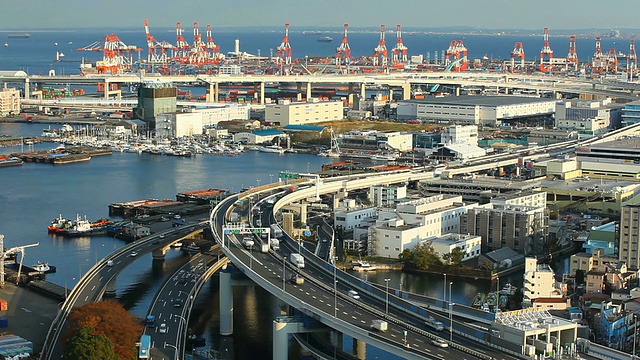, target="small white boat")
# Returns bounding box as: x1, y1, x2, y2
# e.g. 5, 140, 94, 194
257, 145, 285, 154
170, 242, 183, 248
352, 261, 377, 272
